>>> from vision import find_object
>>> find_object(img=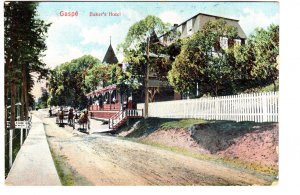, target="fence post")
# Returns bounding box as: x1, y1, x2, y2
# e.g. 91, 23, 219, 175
20, 126, 23, 146
262, 93, 267, 122
26, 121, 28, 137
9, 128, 13, 168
